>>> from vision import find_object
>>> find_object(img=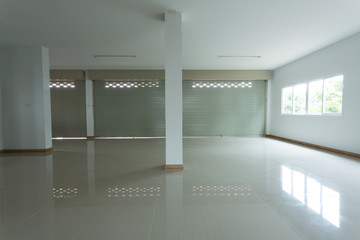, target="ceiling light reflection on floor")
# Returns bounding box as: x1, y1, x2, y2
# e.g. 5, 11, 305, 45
53, 187, 79, 199
192, 185, 252, 196
107, 187, 160, 198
